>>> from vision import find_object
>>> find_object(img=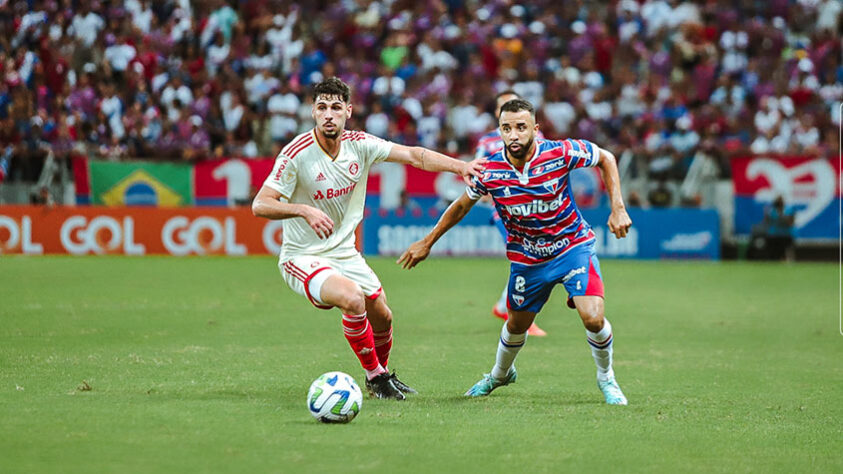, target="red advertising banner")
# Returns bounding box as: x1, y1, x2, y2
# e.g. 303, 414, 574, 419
194, 158, 276, 206
0, 206, 283, 256
731, 155, 840, 239
731, 155, 841, 196
74, 155, 608, 208
72, 157, 91, 204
